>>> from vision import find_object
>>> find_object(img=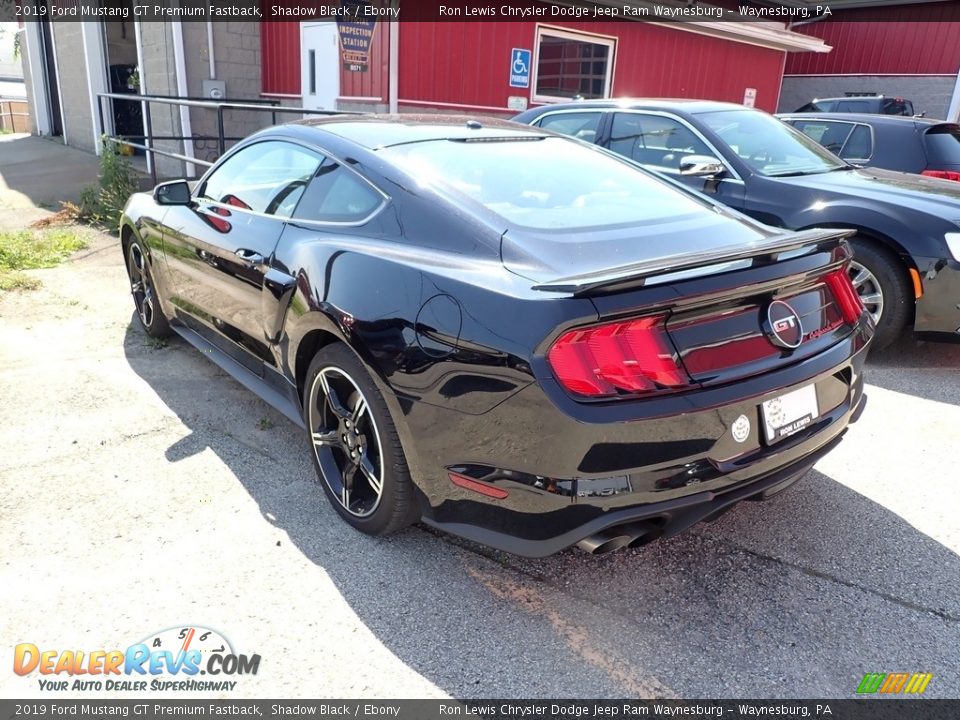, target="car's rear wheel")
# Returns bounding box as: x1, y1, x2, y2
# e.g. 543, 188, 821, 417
848, 237, 911, 350
304, 344, 418, 536
126, 240, 171, 338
